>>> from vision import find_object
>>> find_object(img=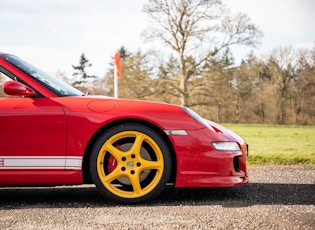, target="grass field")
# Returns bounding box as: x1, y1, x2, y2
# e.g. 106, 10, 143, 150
223, 124, 315, 165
